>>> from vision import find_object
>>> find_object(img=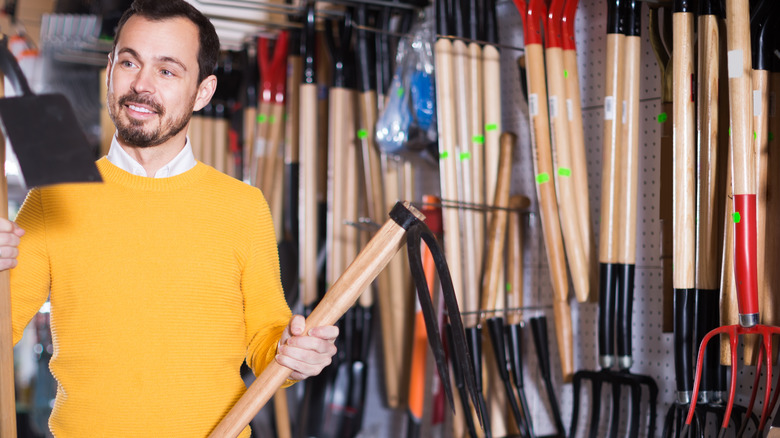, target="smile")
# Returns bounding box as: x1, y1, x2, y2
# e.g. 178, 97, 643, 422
127, 104, 156, 114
